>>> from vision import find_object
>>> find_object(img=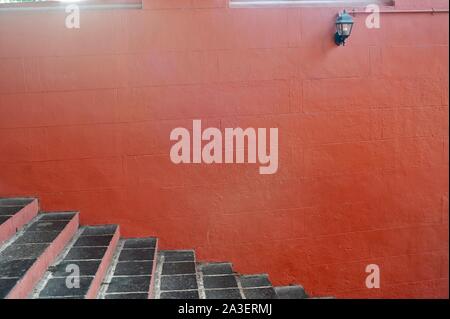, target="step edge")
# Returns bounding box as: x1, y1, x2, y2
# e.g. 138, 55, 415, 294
86, 225, 121, 299
0, 199, 39, 245
5, 213, 79, 299
148, 238, 159, 299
